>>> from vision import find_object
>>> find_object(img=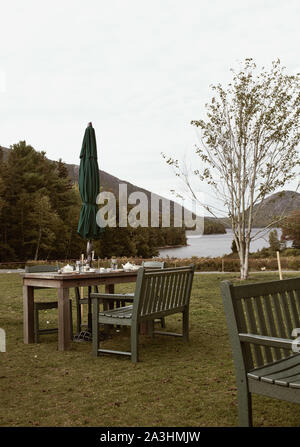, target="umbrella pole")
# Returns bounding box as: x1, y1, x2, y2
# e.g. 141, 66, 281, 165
80, 252, 84, 322
87, 240, 93, 333
87, 240, 93, 264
